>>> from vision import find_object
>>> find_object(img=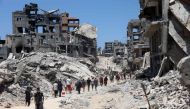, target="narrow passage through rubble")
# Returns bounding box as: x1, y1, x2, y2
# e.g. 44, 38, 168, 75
2, 80, 149, 109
